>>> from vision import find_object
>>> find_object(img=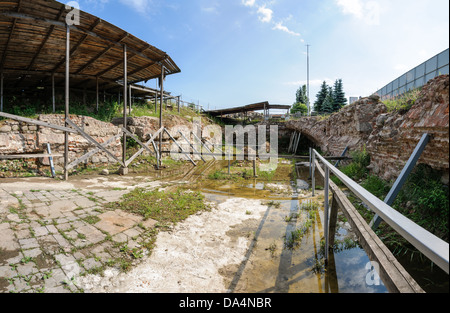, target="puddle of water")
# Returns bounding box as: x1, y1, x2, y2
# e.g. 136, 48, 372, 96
190, 162, 388, 293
